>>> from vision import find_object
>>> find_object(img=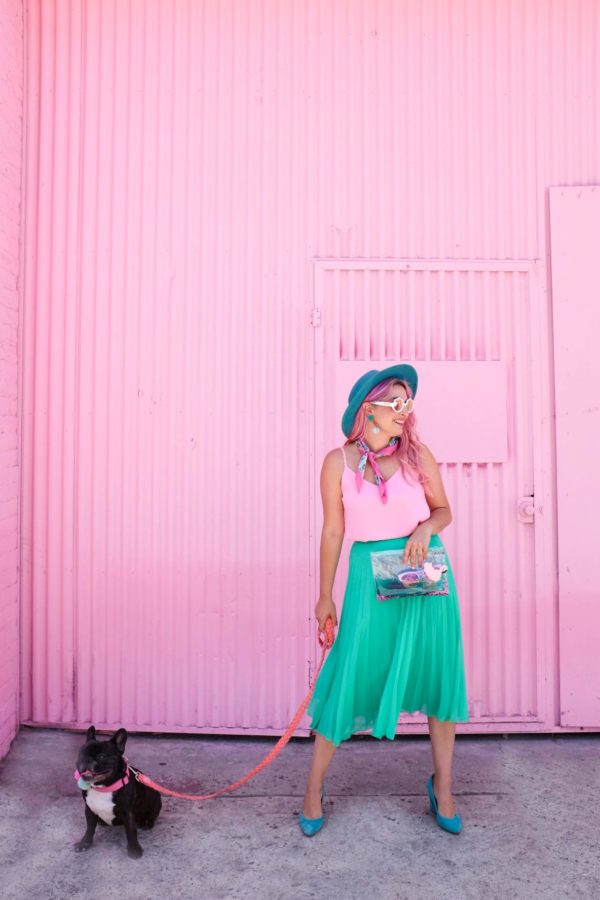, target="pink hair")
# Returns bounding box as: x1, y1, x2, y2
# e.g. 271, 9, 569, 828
345, 377, 431, 494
